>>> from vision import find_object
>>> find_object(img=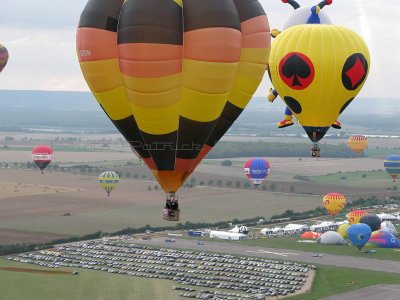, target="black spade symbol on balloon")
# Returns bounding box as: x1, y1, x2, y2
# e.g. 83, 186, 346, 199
279, 53, 314, 90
